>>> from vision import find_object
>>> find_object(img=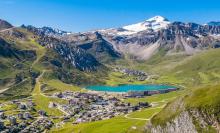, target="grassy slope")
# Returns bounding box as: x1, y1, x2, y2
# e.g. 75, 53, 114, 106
124, 90, 183, 105
114, 49, 220, 87
168, 49, 220, 86
42, 79, 83, 94
32, 74, 65, 116
151, 84, 220, 132
185, 85, 220, 116
1, 79, 32, 100
105, 72, 149, 86
0, 28, 42, 99
143, 49, 220, 132
52, 116, 146, 133
0, 27, 97, 99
